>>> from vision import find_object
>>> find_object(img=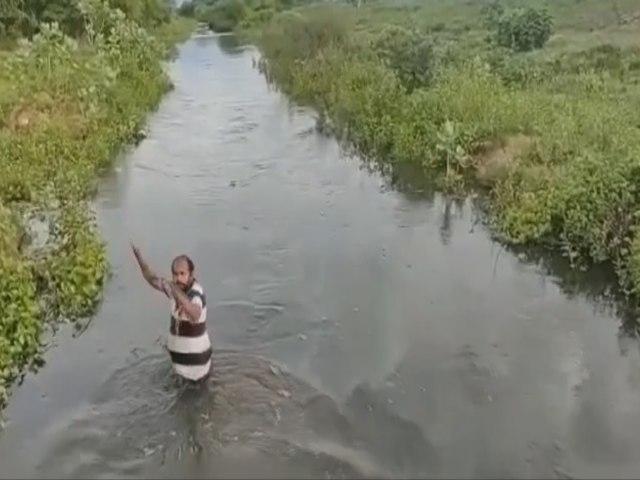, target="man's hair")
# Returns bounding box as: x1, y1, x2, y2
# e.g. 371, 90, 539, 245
171, 254, 195, 273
